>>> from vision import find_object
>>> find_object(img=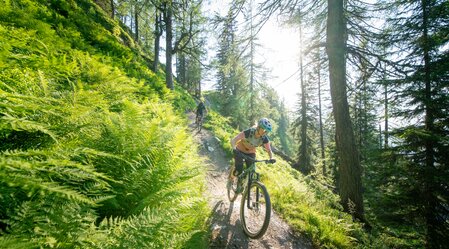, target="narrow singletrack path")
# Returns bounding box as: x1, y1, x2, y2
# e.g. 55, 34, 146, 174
187, 112, 312, 249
